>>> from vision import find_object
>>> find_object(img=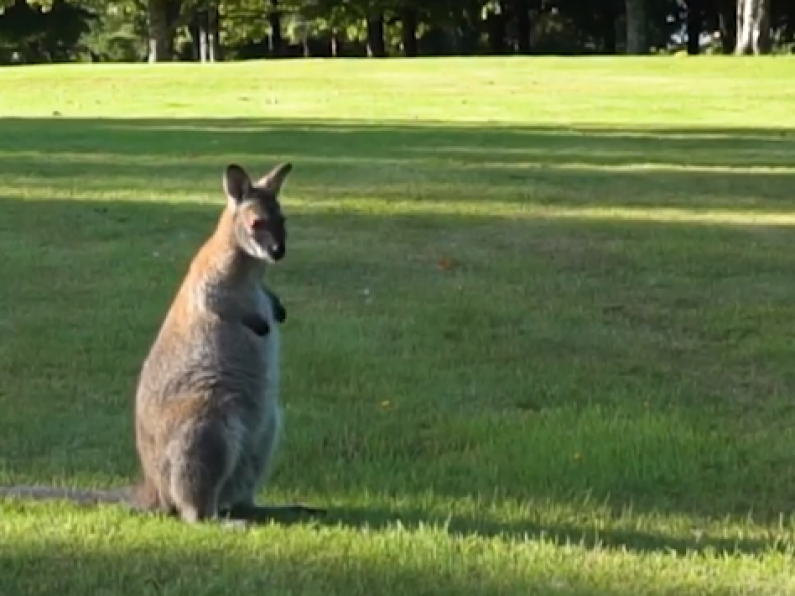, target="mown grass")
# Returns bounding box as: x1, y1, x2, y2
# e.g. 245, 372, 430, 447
1, 56, 795, 595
